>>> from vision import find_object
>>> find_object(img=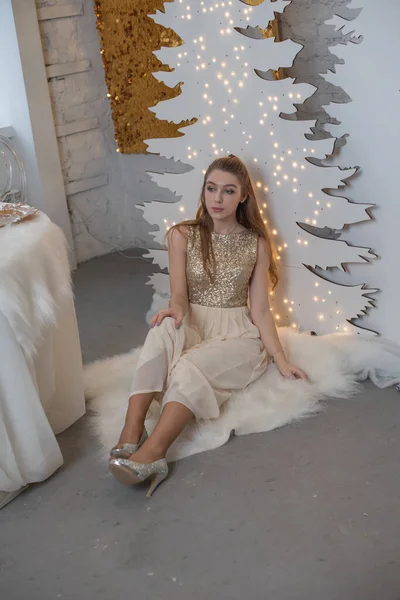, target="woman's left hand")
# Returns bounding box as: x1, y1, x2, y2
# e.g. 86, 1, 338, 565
278, 362, 308, 381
